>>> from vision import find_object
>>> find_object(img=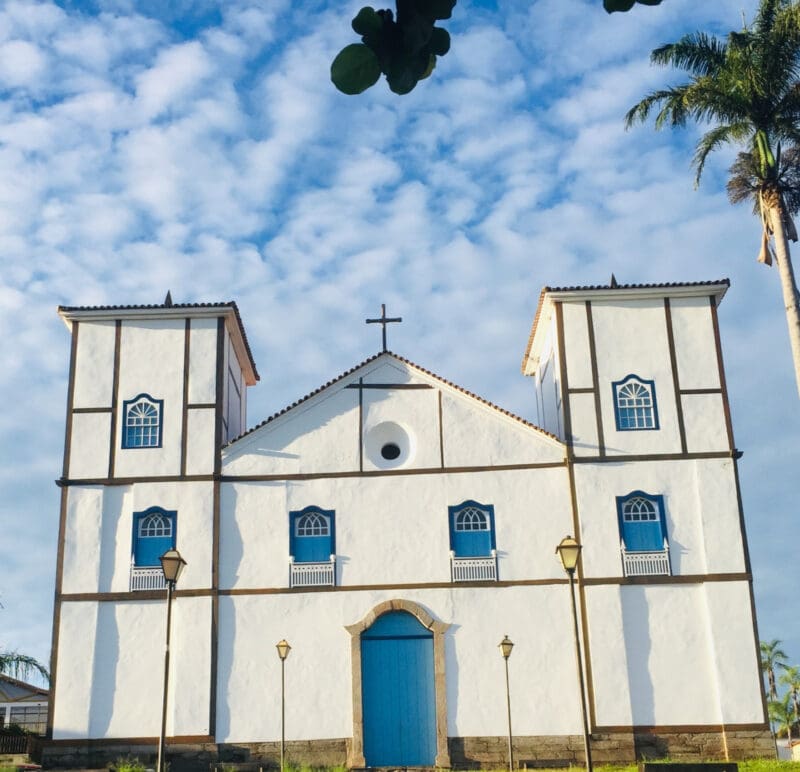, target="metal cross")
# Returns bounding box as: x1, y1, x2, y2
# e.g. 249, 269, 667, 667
366, 303, 402, 352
